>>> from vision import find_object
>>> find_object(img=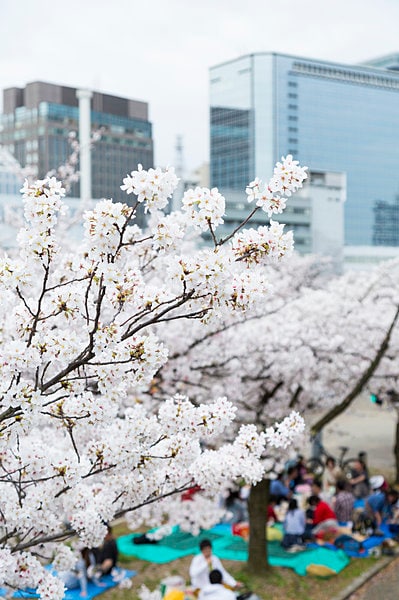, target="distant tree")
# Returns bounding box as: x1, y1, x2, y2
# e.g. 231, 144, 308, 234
150, 258, 399, 572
